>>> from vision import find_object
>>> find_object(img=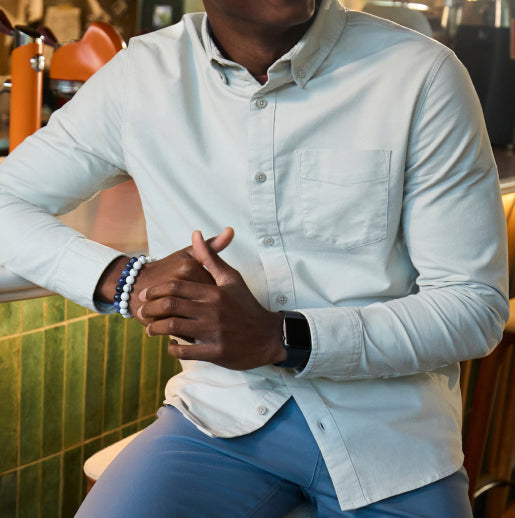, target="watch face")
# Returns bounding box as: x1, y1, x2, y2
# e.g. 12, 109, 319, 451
284, 314, 311, 351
